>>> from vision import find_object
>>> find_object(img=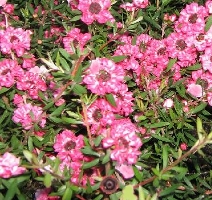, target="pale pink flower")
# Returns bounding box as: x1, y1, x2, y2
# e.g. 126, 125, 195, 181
35, 188, 60, 200
77, 0, 114, 25
115, 164, 134, 179
53, 130, 84, 162
16, 71, 47, 99
87, 98, 115, 127
164, 13, 177, 22
12, 103, 46, 130
102, 119, 142, 165
163, 98, 174, 109
174, 2, 208, 36
207, 92, 212, 106
200, 47, 212, 73
63, 28, 91, 54
0, 0, 7, 7
0, 59, 23, 88
83, 58, 125, 95
133, 0, 149, 8
205, 0, 212, 14
0, 27, 32, 57
187, 83, 203, 98
0, 152, 26, 178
